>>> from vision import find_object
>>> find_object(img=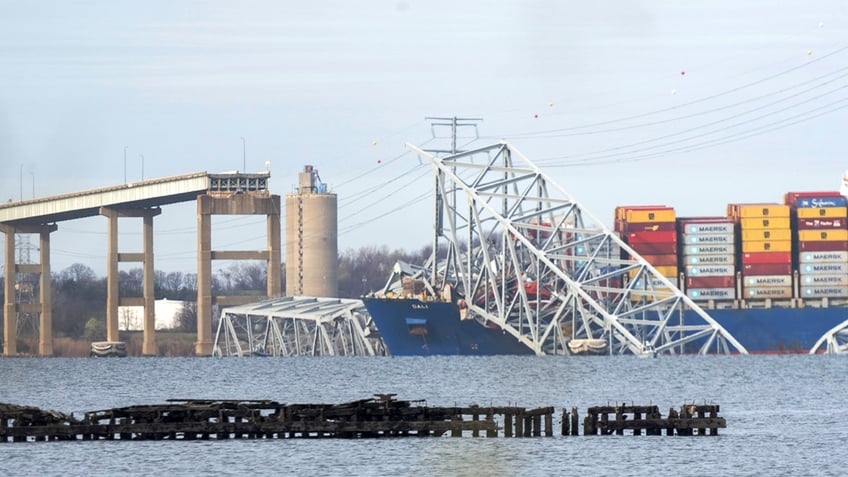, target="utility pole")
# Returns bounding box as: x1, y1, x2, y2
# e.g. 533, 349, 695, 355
241, 137, 246, 172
